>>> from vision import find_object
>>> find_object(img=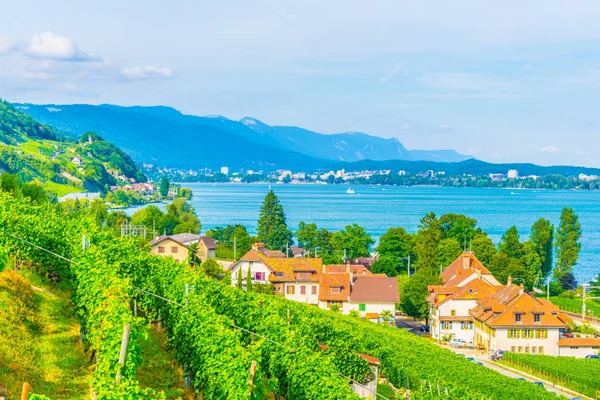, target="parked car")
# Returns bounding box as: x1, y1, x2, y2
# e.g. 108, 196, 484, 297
466, 356, 476, 361
585, 354, 599, 359
516, 378, 525, 381
532, 382, 544, 388
450, 338, 467, 348
491, 350, 505, 361
419, 325, 430, 333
